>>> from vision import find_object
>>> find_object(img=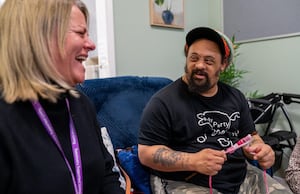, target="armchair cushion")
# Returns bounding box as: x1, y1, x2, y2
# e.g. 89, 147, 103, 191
76, 76, 173, 149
